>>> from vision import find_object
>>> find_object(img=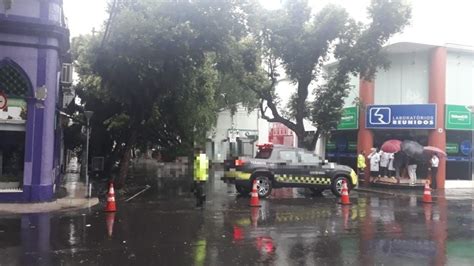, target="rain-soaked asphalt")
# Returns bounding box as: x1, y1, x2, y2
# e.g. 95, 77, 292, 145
1, 171, 474, 265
